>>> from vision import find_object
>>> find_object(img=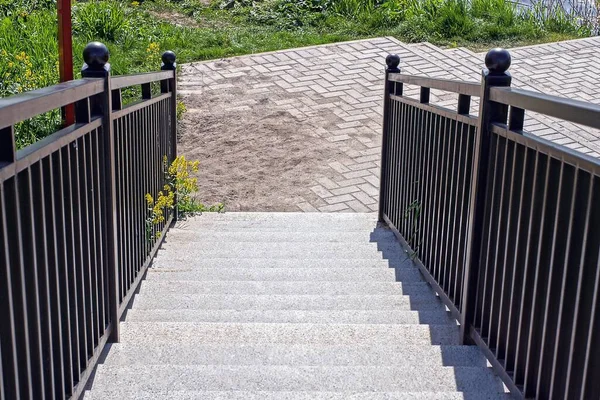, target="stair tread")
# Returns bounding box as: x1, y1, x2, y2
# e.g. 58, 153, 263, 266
131, 293, 444, 311
146, 267, 424, 282
89, 364, 505, 393
119, 322, 460, 345
102, 343, 487, 367
138, 280, 432, 295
